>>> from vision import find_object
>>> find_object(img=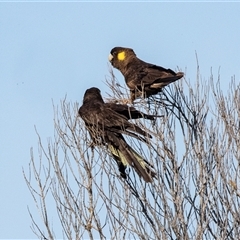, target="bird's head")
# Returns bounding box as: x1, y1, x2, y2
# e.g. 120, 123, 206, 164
83, 87, 104, 104
108, 47, 136, 70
